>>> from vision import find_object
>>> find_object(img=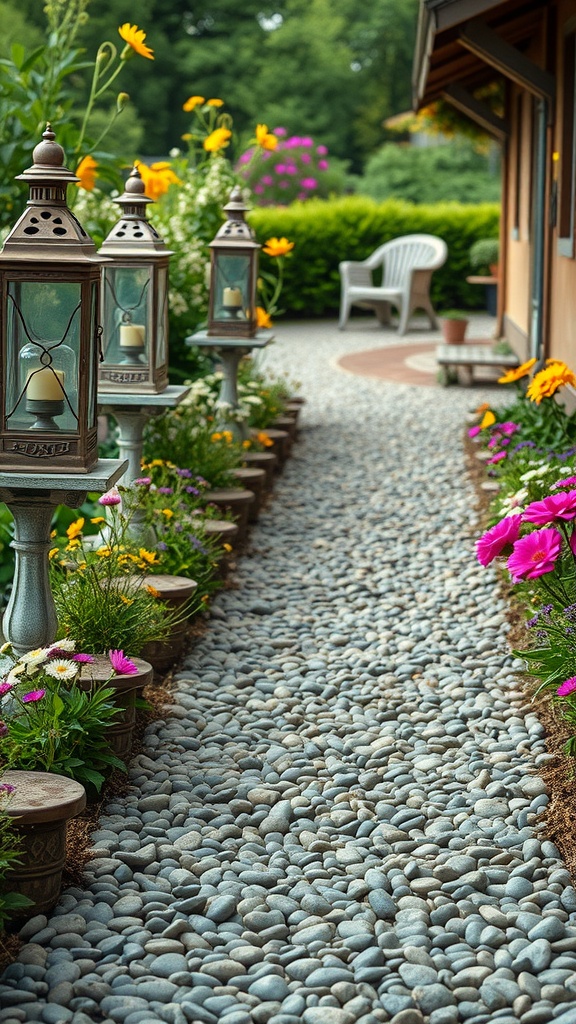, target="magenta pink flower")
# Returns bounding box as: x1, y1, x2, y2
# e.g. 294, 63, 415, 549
0, 722, 7, 738
468, 425, 481, 438
261, 175, 273, 186
553, 476, 576, 489
317, 144, 328, 155
497, 421, 520, 436
274, 127, 287, 137
318, 159, 329, 170
476, 514, 522, 566
274, 163, 286, 175
507, 527, 563, 582
0, 780, 14, 792
22, 689, 46, 703
253, 184, 264, 194
300, 152, 311, 164
109, 650, 139, 675
0, 681, 14, 697
557, 676, 576, 696
301, 136, 313, 146
73, 653, 95, 663
99, 486, 122, 507
301, 177, 317, 190
488, 452, 507, 464
523, 490, 576, 525
134, 477, 151, 486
